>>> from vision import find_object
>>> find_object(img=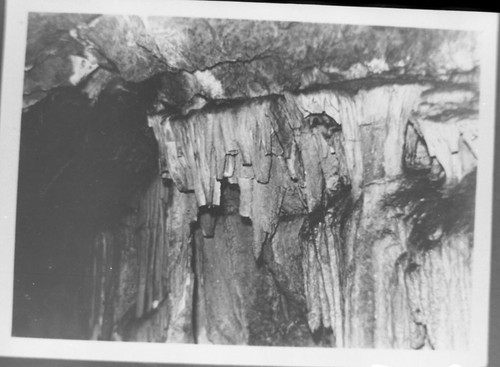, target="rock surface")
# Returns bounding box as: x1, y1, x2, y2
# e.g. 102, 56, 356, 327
15, 12, 480, 350
23, 14, 478, 110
